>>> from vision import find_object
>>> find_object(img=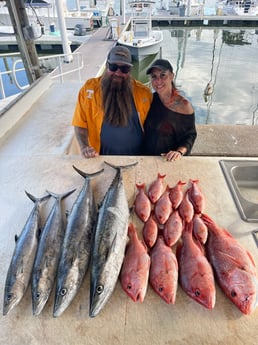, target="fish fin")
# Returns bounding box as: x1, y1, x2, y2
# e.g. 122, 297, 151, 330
46, 188, 76, 201
44, 256, 51, 268
157, 228, 164, 236
16, 261, 24, 275
25, 190, 38, 203
105, 233, 118, 262
72, 165, 104, 179
157, 172, 166, 179
25, 191, 51, 204
247, 250, 257, 268
136, 183, 145, 190
104, 161, 138, 170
